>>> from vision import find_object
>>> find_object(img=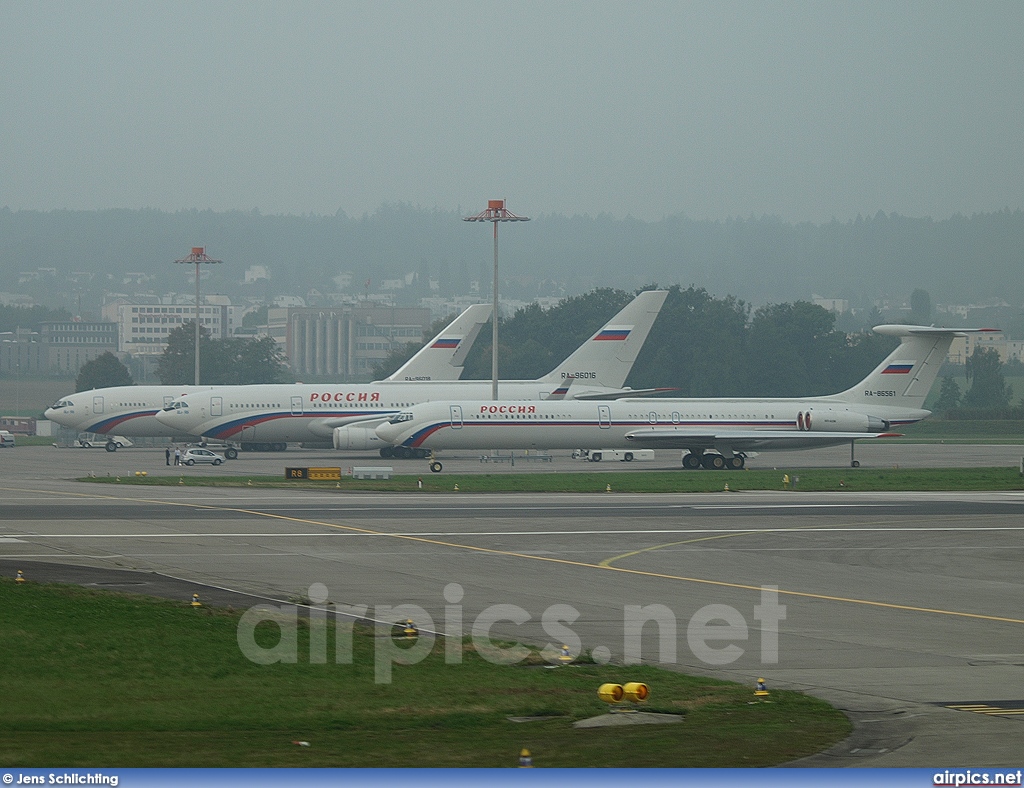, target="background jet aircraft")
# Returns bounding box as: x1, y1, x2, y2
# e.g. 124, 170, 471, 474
381, 303, 490, 381
43, 302, 494, 444
375, 325, 997, 470
154, 290, 669, 457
